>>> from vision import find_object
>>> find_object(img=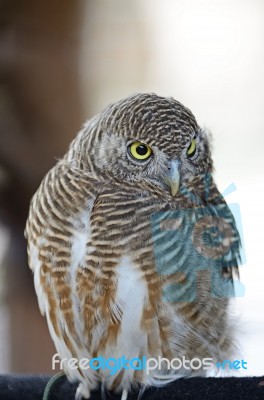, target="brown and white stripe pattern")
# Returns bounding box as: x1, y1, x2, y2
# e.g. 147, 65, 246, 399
25, 93, 240, 399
